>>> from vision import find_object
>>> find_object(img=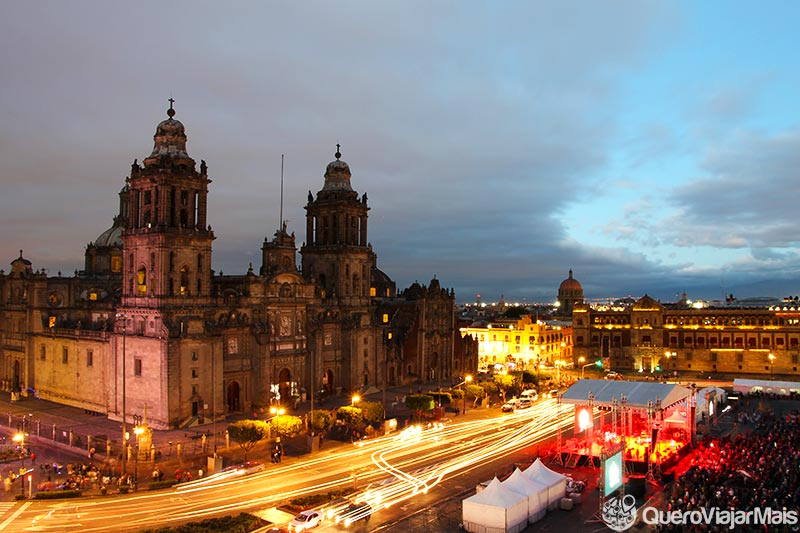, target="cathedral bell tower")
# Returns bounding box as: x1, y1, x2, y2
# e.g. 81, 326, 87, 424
121, 100, 215, 305
301, 146, 374, 302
